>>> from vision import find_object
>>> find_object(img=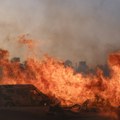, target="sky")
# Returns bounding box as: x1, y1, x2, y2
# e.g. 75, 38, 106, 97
0, 0, 120, 66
